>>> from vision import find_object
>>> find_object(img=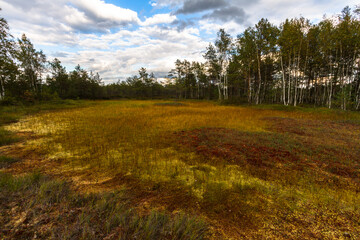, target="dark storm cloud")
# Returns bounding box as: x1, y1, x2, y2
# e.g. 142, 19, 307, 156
68, 20, 122, 34
72, 5, 137, 29
175, 0, 228, 14
171, 19, 195, 31
53, 52, 69, 58
3, 0, 139, 34
5, 0, 48, 10
202, 6, 247, 24
159, 19, 195, 31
